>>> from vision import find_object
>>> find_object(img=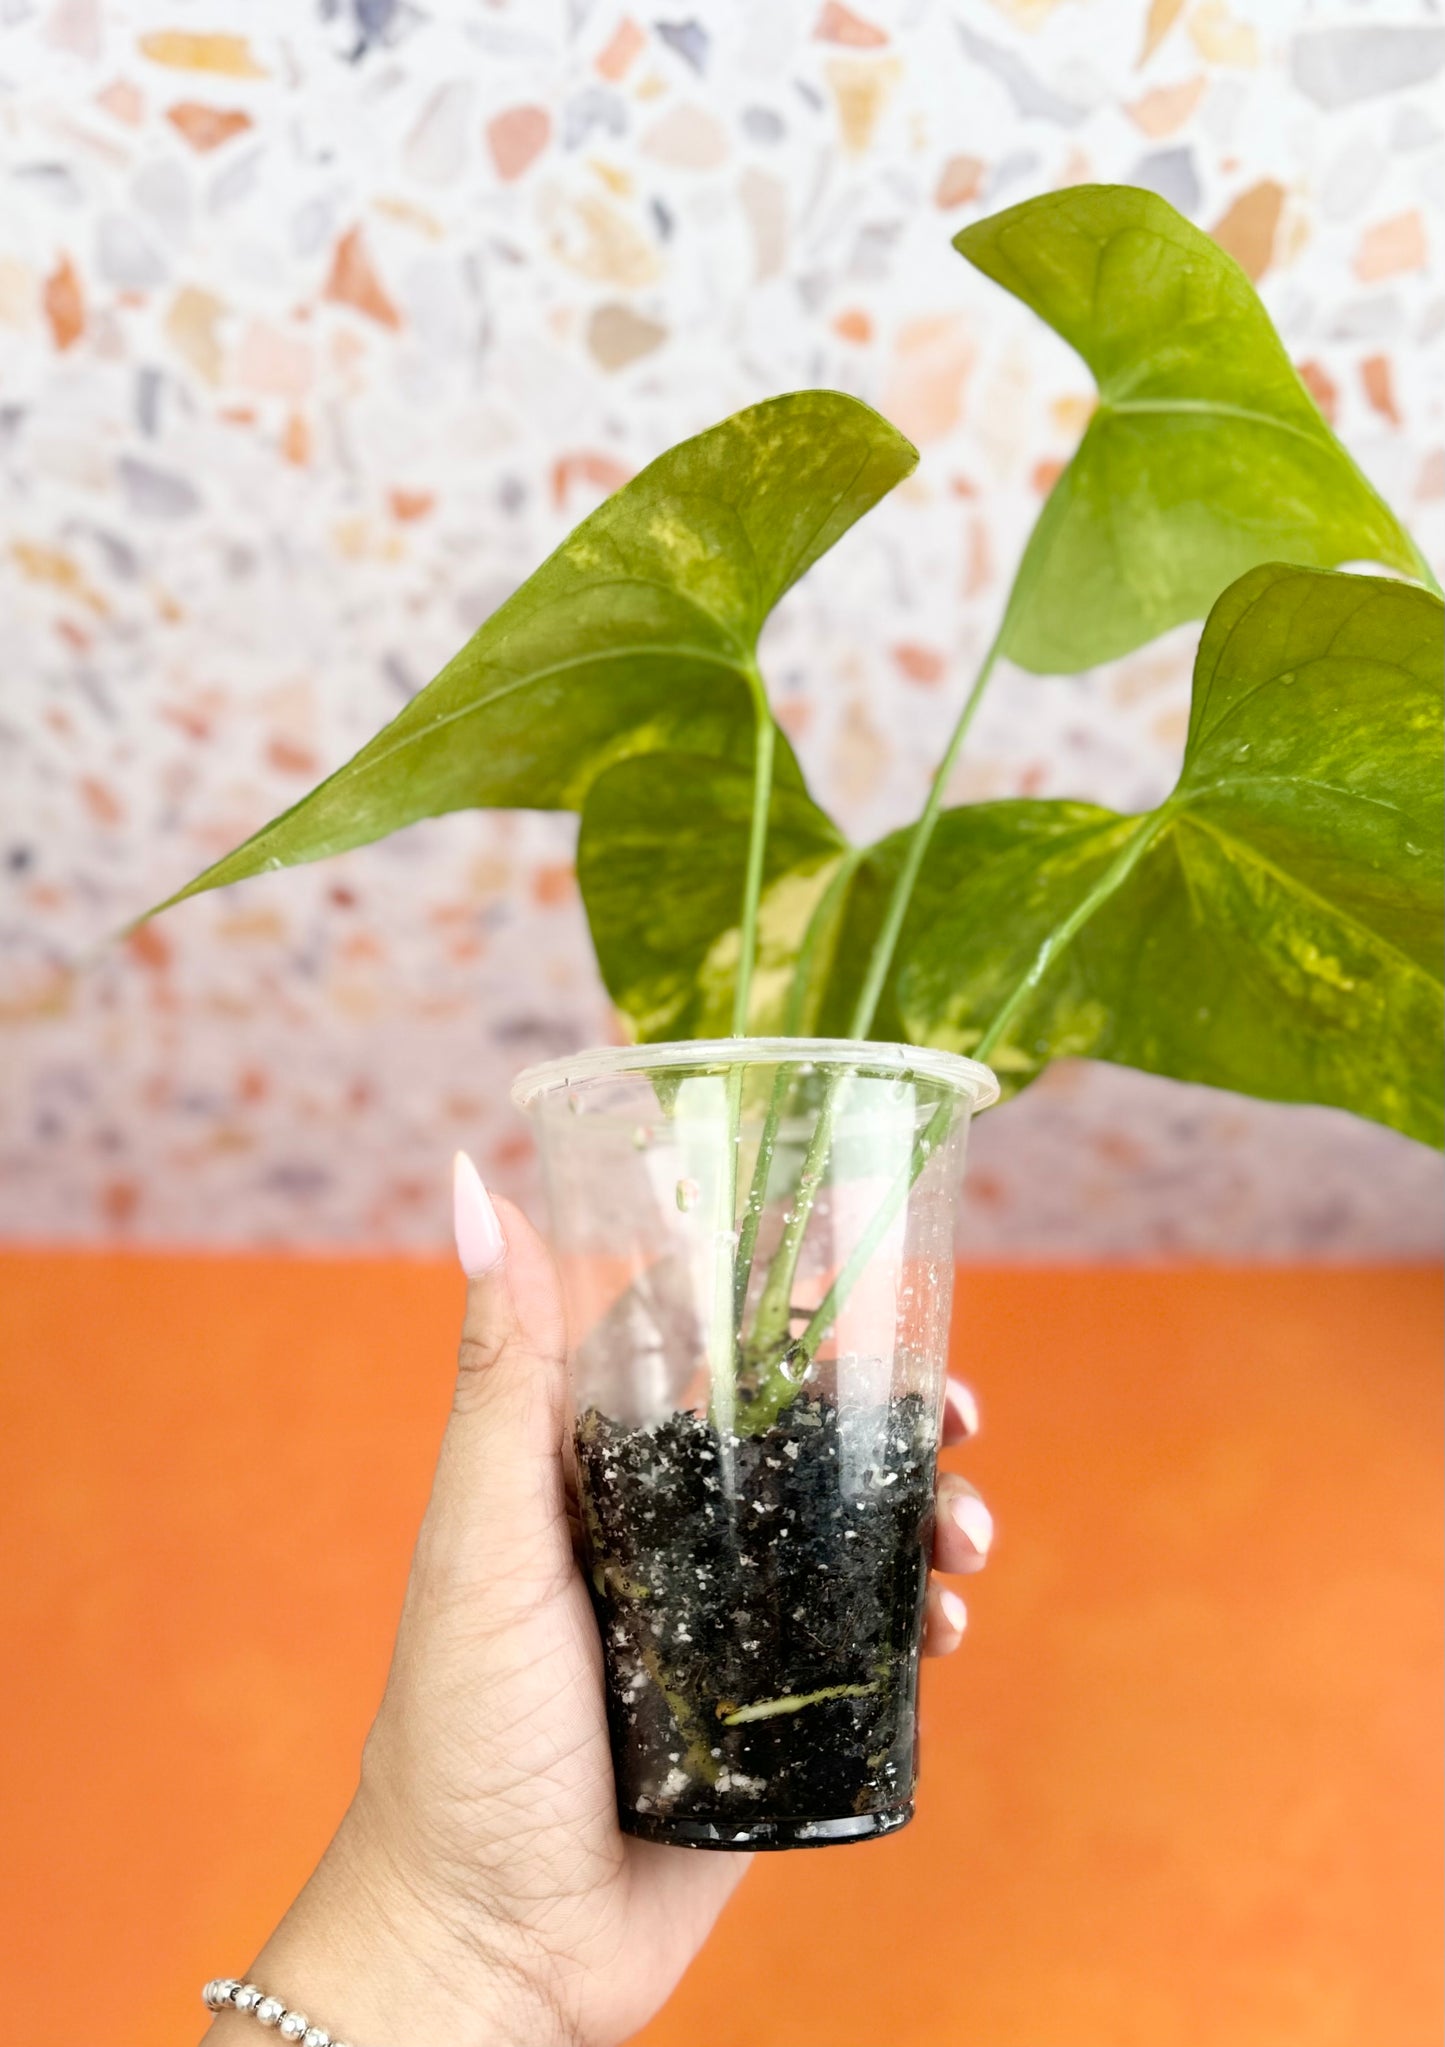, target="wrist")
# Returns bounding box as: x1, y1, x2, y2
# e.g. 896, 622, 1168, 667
202, 1801, 574, 2047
